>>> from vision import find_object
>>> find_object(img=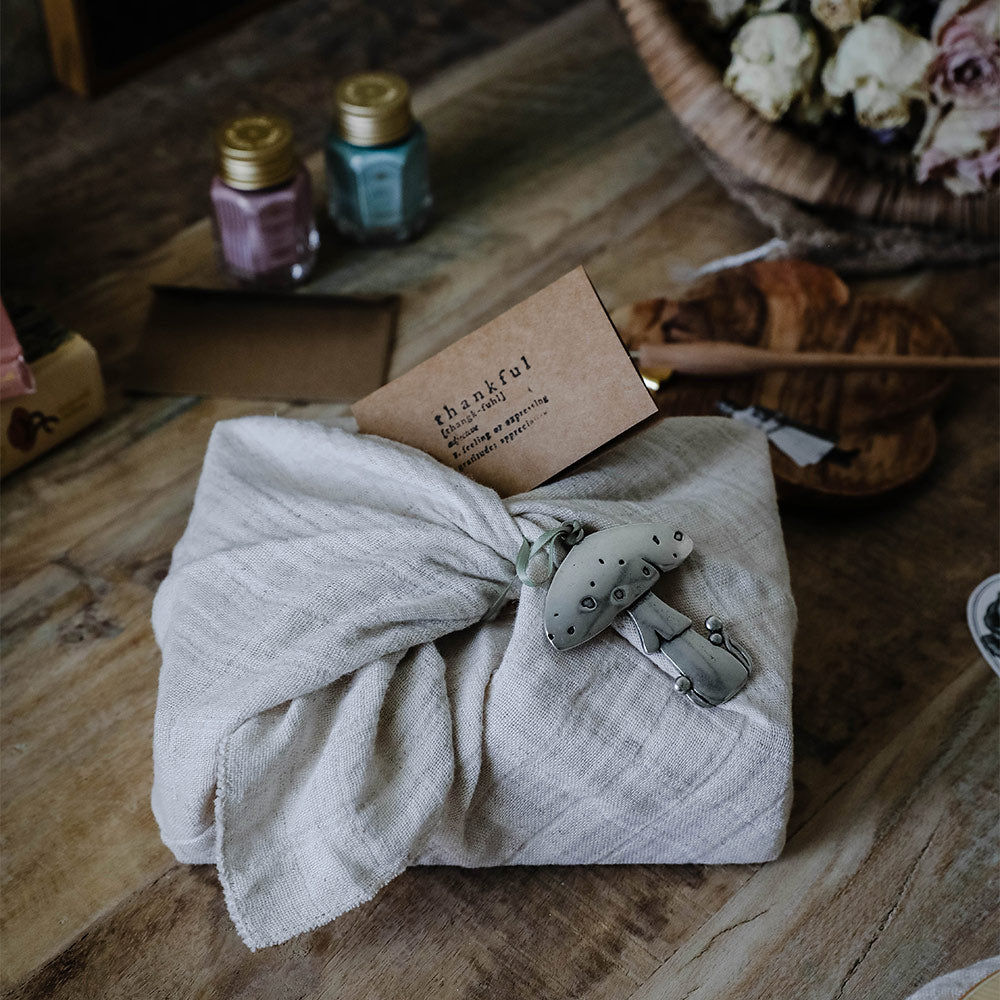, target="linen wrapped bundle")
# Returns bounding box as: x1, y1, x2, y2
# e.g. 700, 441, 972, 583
151, 415, 795, 949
